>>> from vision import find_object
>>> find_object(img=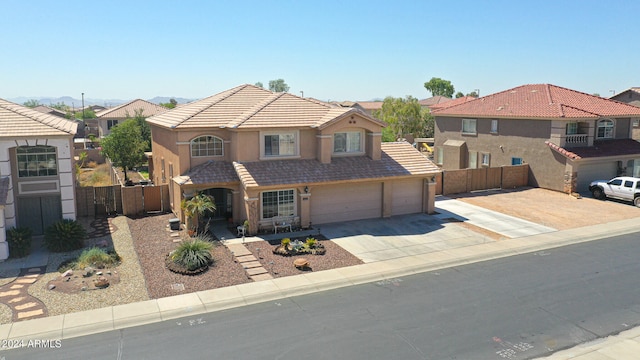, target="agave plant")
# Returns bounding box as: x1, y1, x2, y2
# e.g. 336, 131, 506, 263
44, 219, 87, 252
170, 237, 213, 271
6, 227, 33, 258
